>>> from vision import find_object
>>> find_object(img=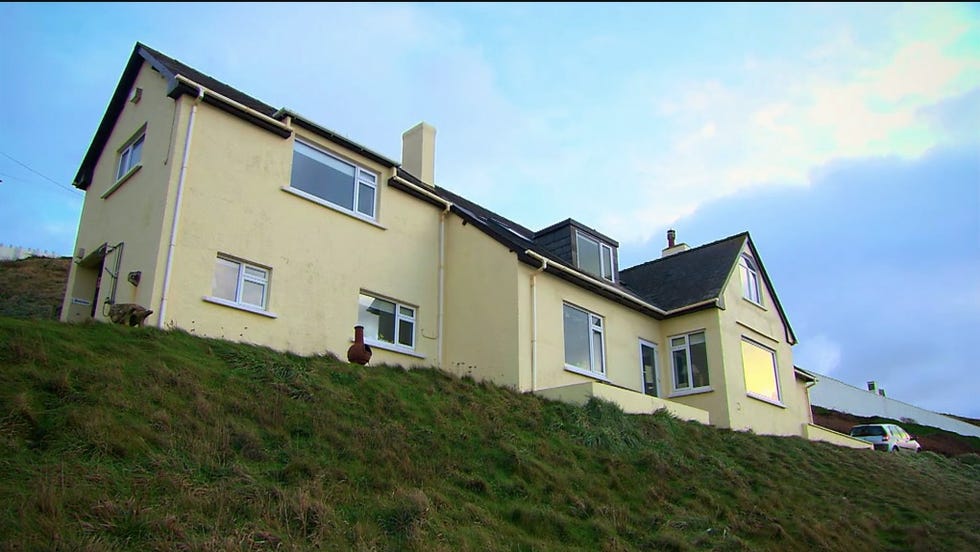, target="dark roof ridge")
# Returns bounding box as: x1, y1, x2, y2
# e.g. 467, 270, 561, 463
621, 231, 749, 273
